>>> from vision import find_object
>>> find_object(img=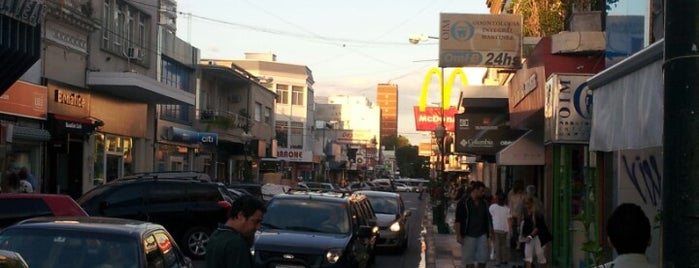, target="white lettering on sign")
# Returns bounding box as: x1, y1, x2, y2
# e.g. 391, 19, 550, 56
55, 90, 86, 108
278, 150, 303, 159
